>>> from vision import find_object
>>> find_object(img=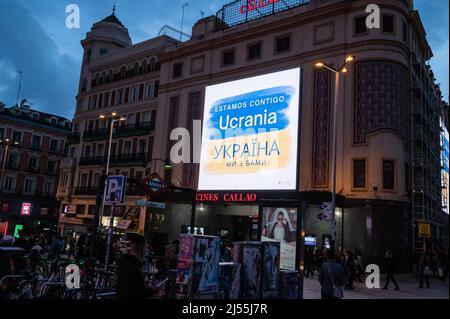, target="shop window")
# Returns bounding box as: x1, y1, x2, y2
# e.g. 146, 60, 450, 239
354, 16, 367, 35
222, 48, 235, 66
382, 15, 394, 34
353, 159, 366, 188
247, 42, 262, 60
275, 35, 291, 53
383, 160, 395, 190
